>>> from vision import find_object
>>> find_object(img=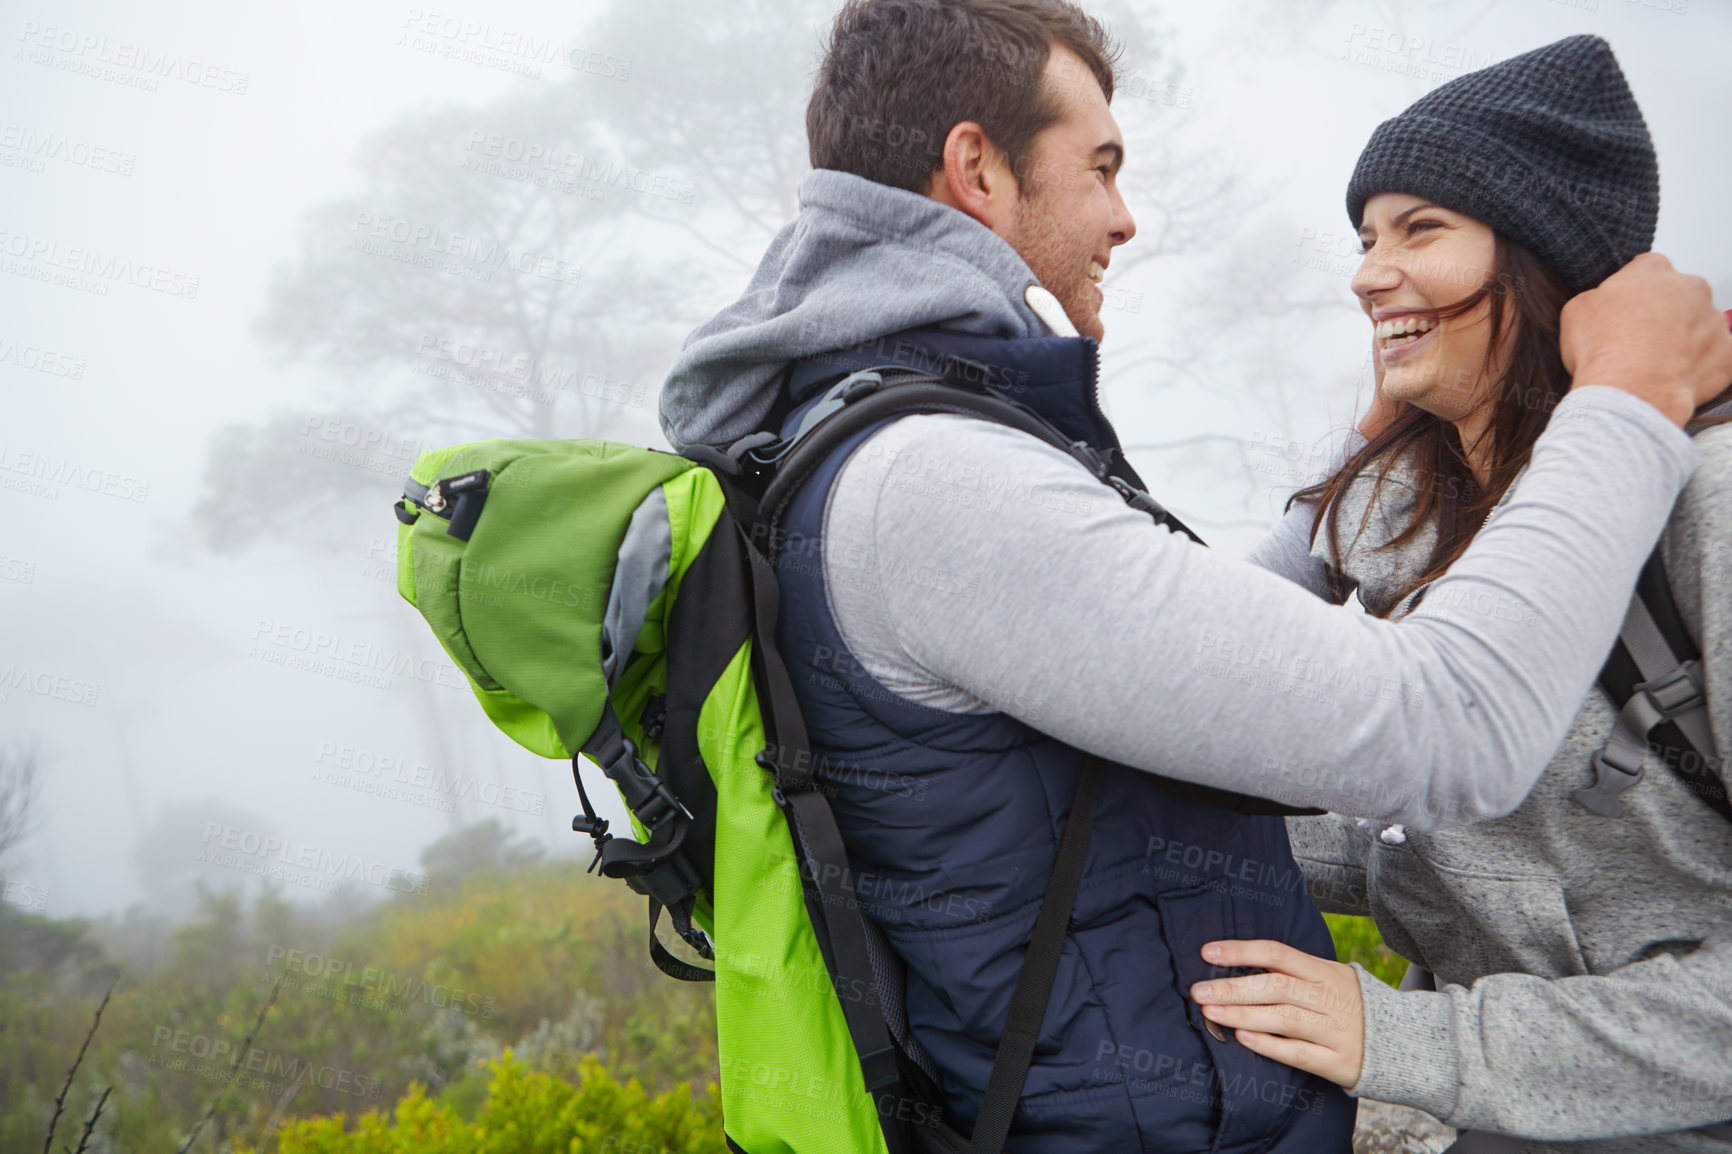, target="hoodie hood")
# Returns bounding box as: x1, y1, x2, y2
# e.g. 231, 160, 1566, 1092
659, 168, 1060, 452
